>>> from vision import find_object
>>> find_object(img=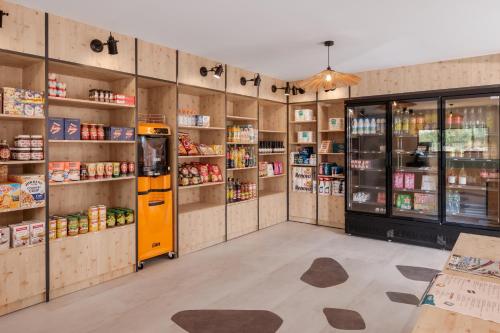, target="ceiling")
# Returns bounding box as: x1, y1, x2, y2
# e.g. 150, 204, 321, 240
12, 0, 500, 81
